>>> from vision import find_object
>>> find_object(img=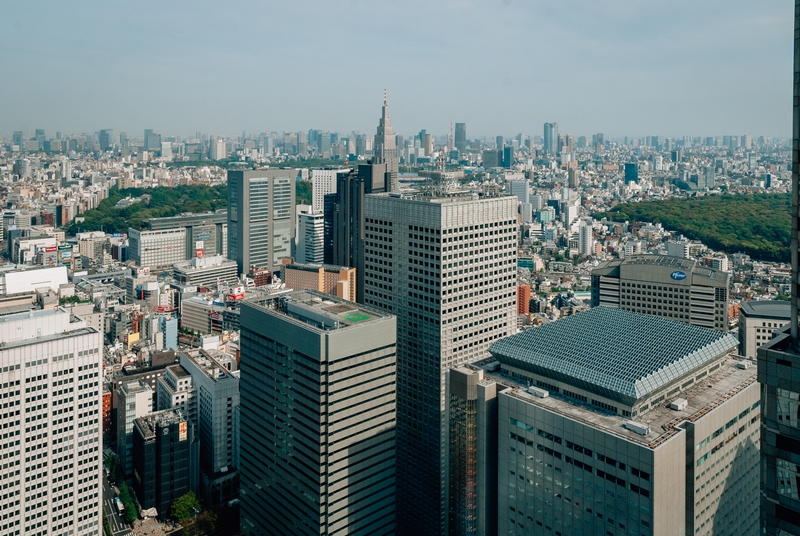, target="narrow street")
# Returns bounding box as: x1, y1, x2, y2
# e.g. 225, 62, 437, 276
103, 477, 133, 536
